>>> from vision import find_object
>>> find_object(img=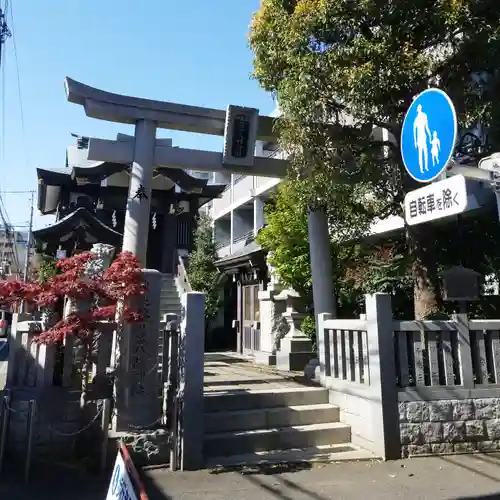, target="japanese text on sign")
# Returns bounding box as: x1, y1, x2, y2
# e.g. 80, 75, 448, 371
404, 175, 468, 227
407, 188, 459, 218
